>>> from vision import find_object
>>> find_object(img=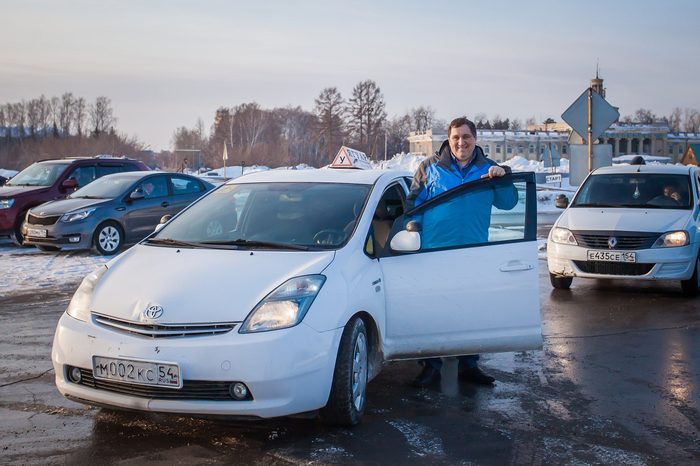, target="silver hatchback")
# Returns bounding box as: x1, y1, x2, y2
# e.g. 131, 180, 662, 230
22, 172, 214, 255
